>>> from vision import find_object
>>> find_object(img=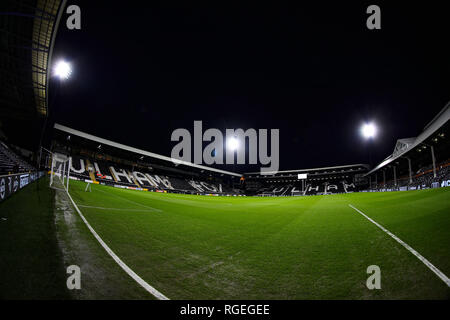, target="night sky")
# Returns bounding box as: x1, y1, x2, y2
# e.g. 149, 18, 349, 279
48, 2, 450, 173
